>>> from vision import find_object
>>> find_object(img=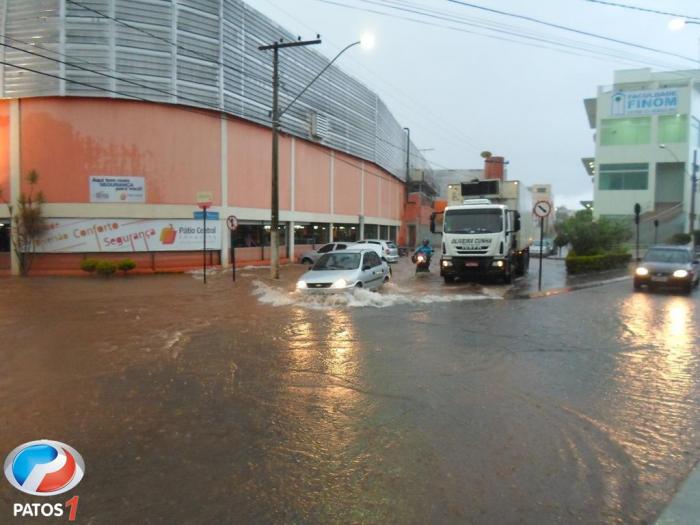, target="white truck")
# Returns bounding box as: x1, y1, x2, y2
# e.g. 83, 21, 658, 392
431, 179, 529, 284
